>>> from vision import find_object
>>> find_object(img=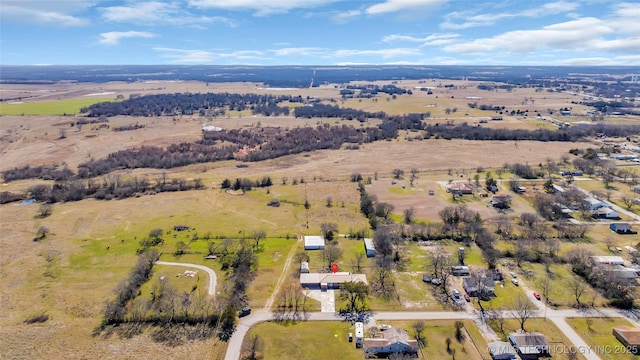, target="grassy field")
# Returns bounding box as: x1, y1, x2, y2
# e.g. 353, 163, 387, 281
565, 317, 639, 360
0, 98, 113, 115
244, 321, 363, 360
